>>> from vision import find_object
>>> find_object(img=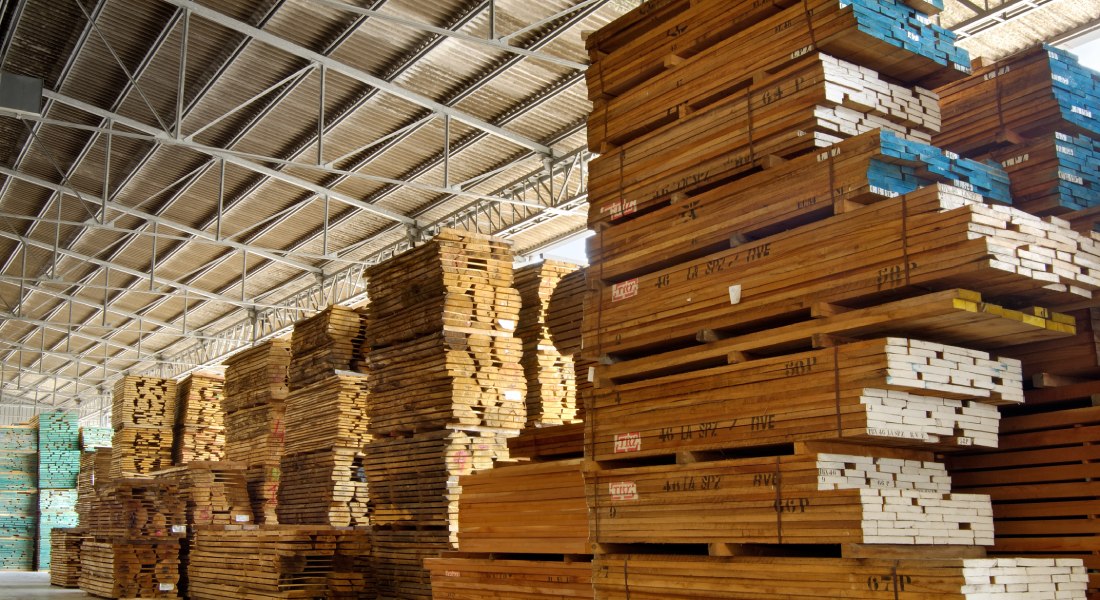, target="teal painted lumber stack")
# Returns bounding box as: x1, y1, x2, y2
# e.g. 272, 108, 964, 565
0, 425, 36, 570
33, 411, 79, 571
78, 427, 112, 451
